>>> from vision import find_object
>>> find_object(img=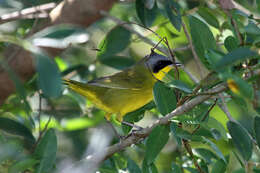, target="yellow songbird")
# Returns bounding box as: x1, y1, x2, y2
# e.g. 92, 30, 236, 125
64, 51, 179, 122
